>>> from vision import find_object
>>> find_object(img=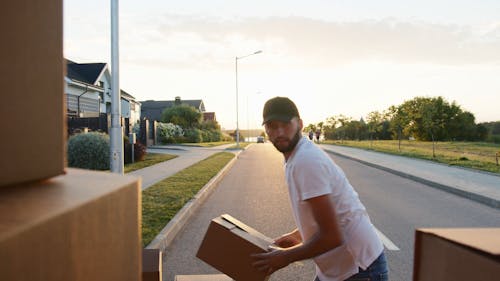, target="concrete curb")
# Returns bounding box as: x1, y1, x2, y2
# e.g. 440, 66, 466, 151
323, 148, 500, 210
145, 149, 243, 251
